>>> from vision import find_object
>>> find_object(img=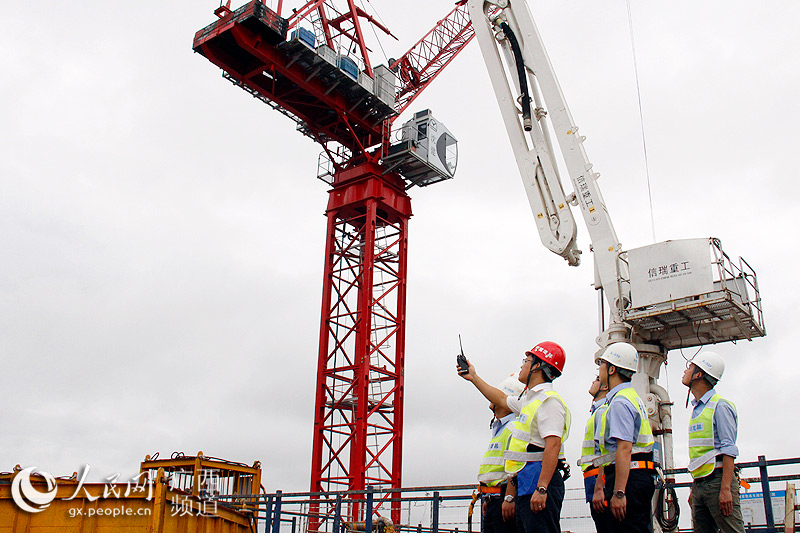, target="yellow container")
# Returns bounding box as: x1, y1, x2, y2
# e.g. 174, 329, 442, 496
1, 455, 260, 533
